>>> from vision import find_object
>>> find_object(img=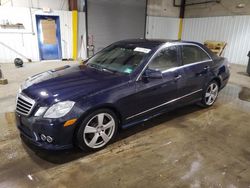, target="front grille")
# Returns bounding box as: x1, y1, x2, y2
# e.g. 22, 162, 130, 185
16, 93, 36, 116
